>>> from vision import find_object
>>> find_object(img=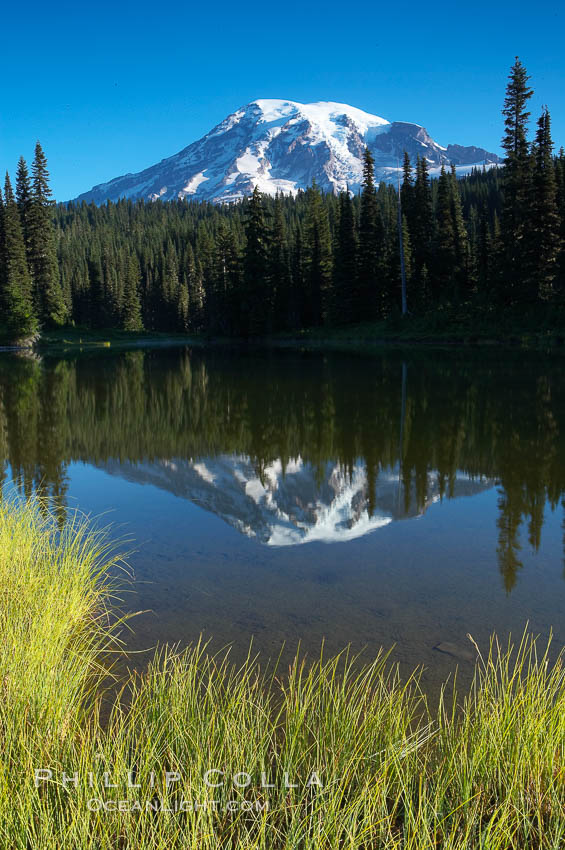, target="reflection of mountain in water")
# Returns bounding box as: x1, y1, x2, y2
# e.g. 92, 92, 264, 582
100, 455, 493, 546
